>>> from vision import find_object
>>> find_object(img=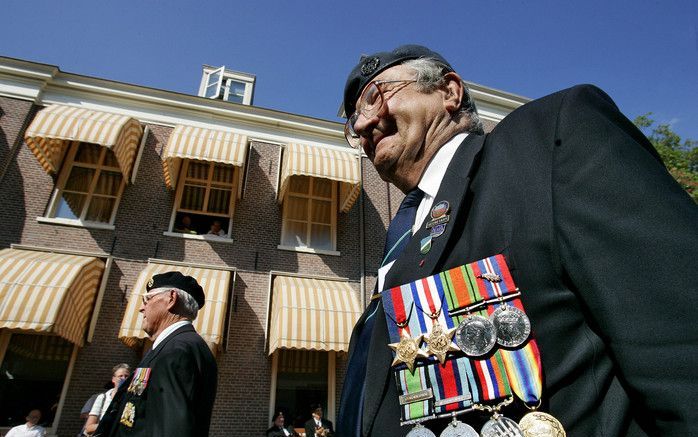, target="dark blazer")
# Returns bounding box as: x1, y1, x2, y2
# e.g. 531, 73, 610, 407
341, 85, 698, 436
96, 323, 218, 437
304, 418, 334, 437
